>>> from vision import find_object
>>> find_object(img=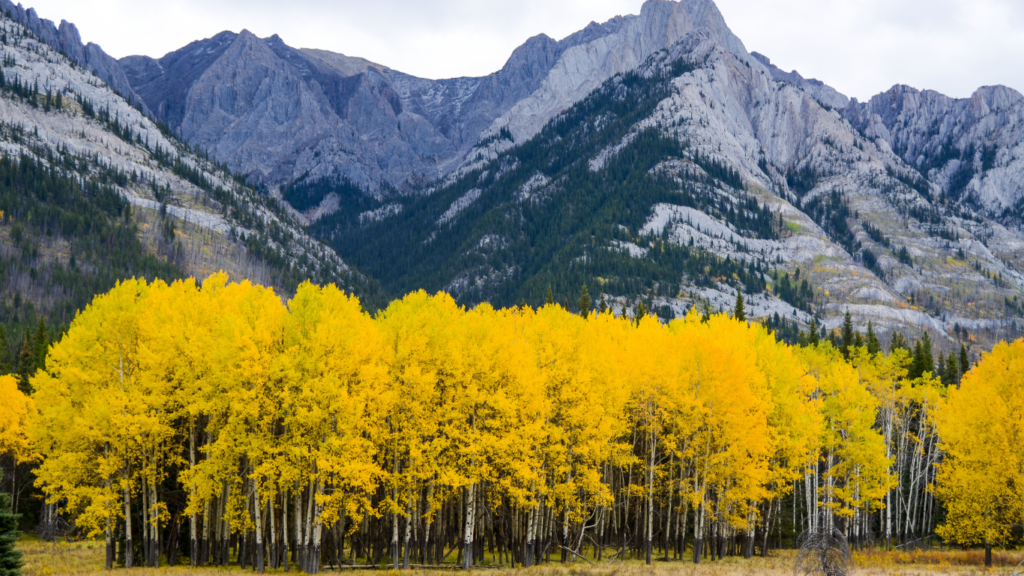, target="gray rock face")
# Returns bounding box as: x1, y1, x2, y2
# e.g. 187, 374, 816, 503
117, 0, 757, 194
0, 0, 146, 111
844, 84, 1024, 213
751, 52, 850, 111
